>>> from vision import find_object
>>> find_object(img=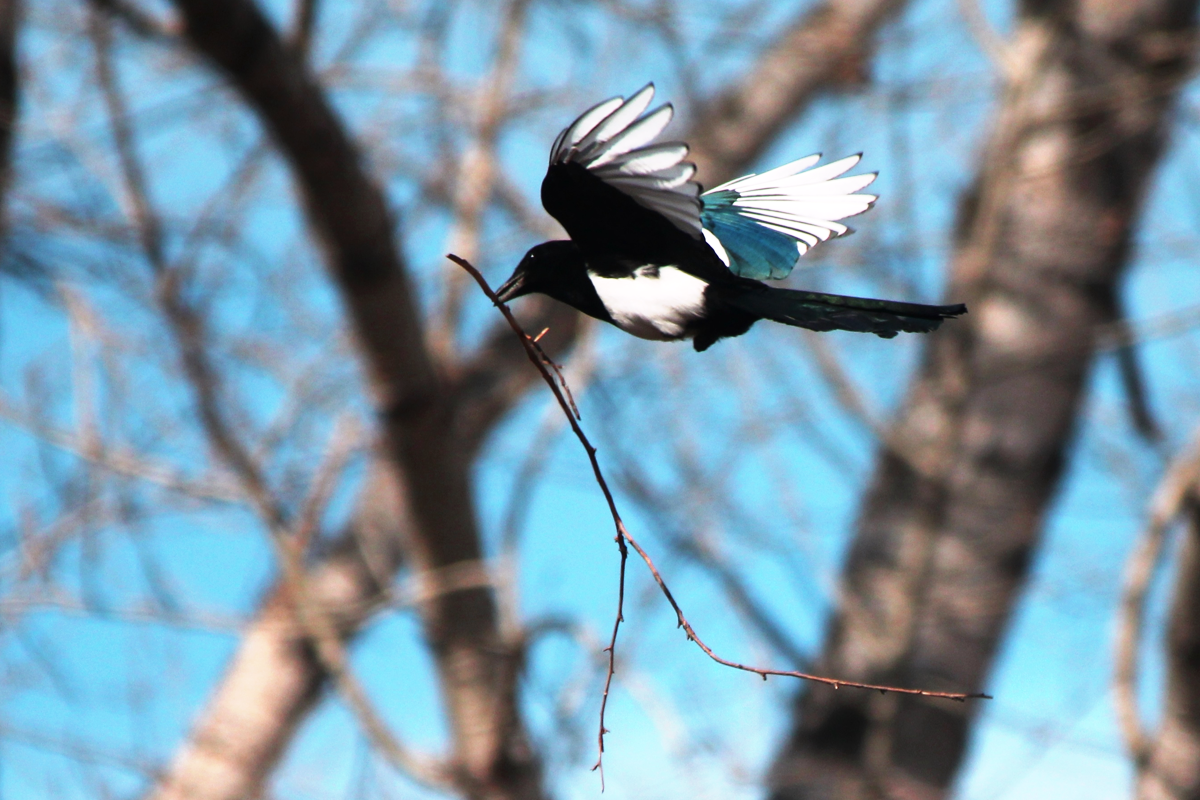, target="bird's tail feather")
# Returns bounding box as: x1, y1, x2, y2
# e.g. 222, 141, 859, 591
728, 287, 967, 338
